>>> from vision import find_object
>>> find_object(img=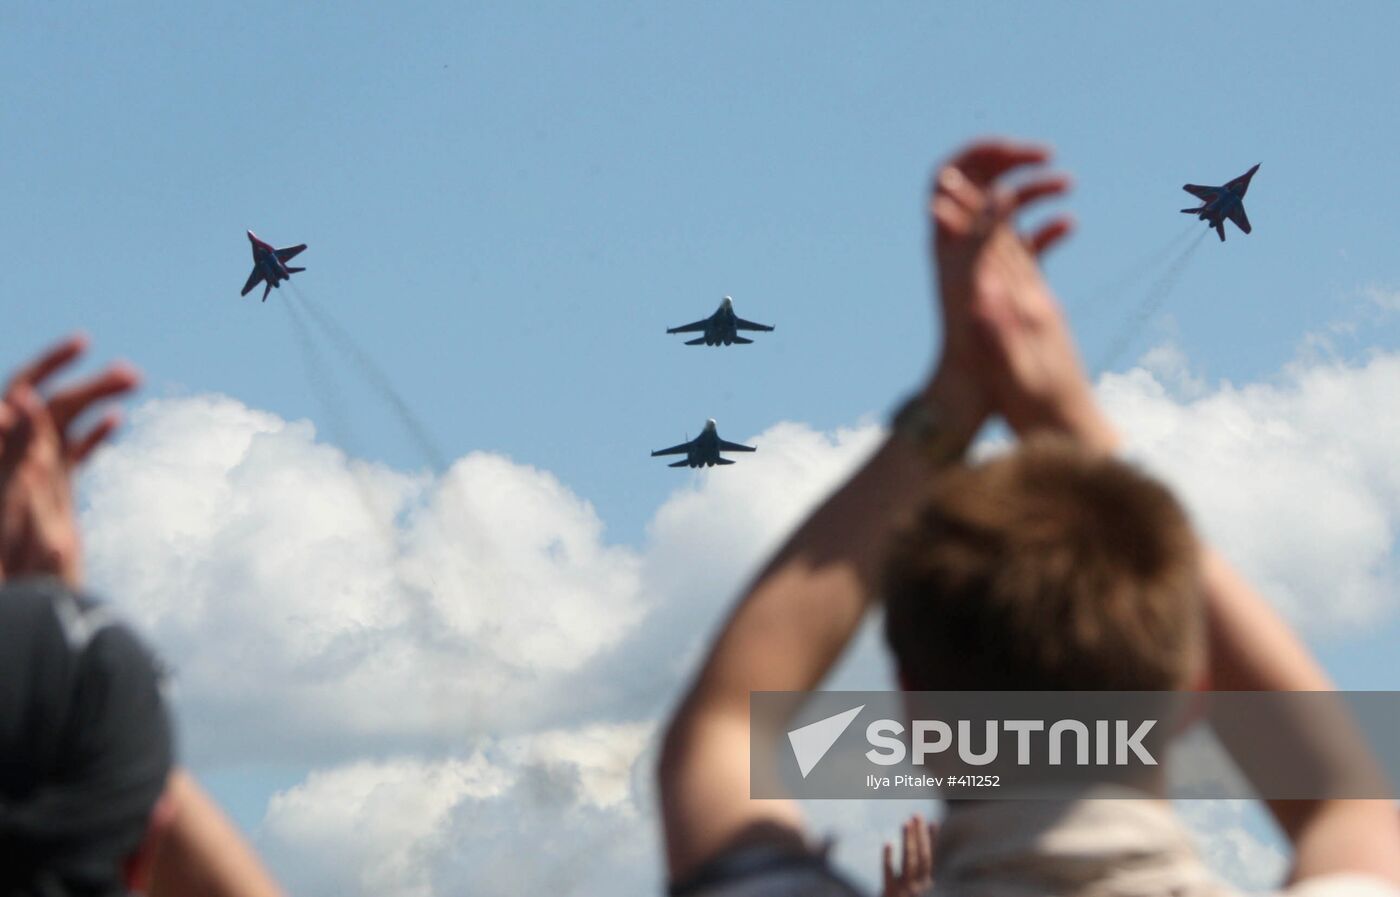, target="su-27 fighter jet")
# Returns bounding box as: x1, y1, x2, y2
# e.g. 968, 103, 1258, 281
1181, 164, 1259, 241
241, 231, 307, 301
652, 419, 756, 467
667, 296, 774, 346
